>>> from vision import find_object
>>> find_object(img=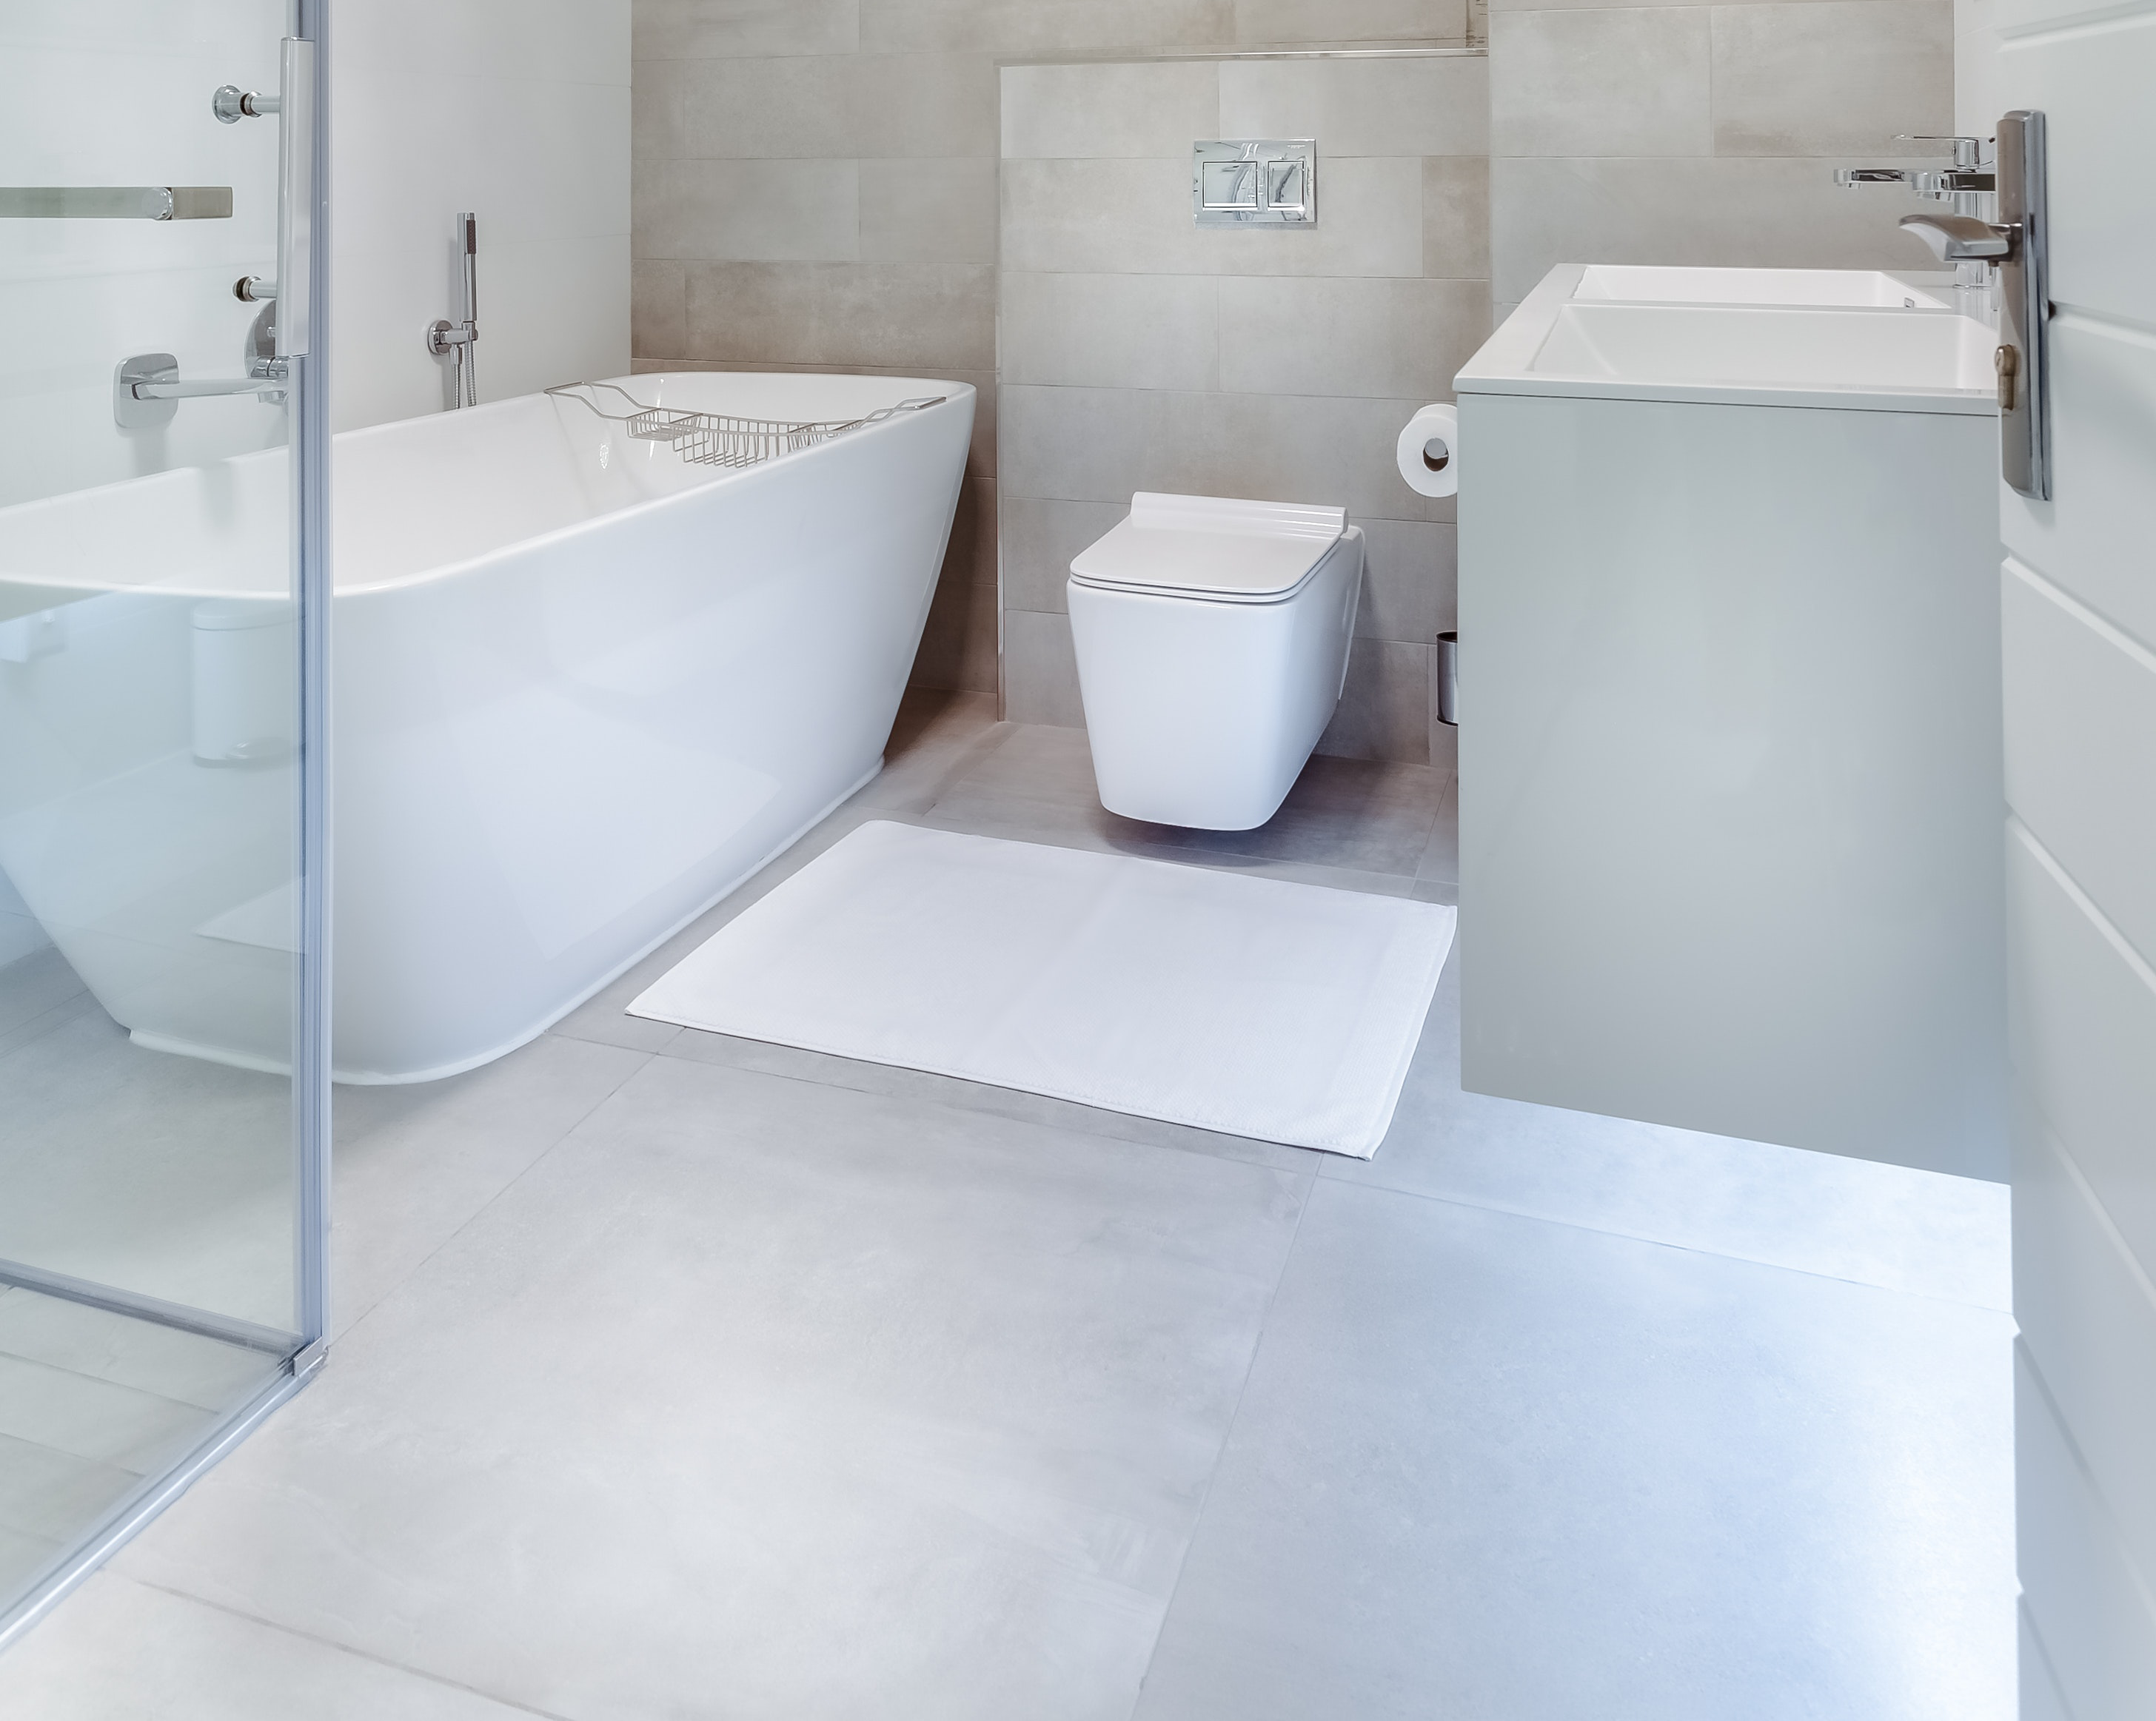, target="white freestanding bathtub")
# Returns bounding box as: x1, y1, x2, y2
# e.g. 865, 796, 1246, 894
0, 372, 974, 1081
